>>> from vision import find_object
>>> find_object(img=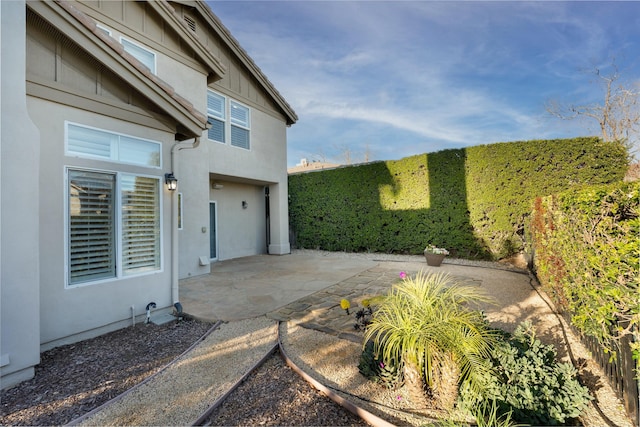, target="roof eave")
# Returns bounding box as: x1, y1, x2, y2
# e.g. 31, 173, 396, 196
28, 0, 208, 139
146, 0, 227, 82
194, 1, 298, 125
